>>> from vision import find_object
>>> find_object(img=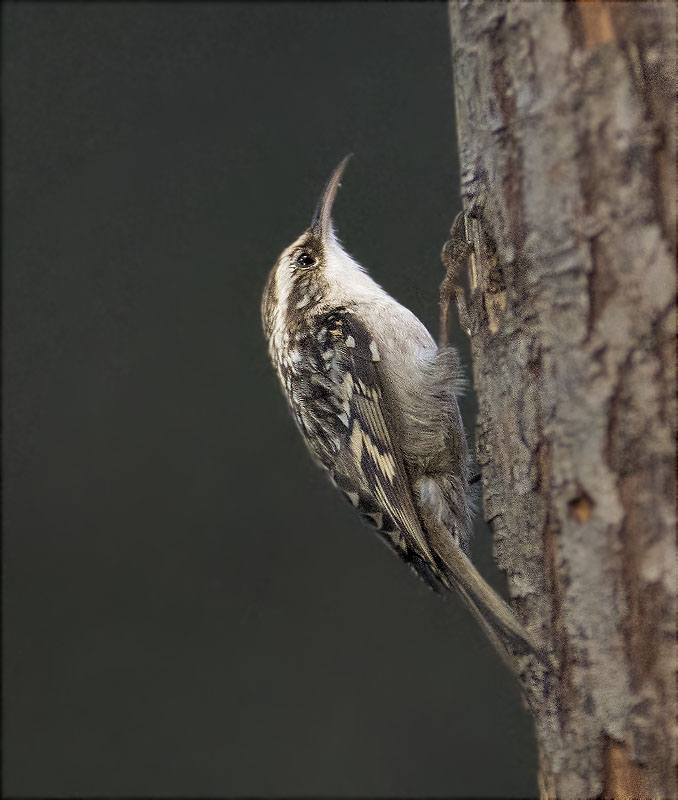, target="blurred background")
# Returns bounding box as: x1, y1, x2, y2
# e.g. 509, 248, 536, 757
4, 3, 537, 796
